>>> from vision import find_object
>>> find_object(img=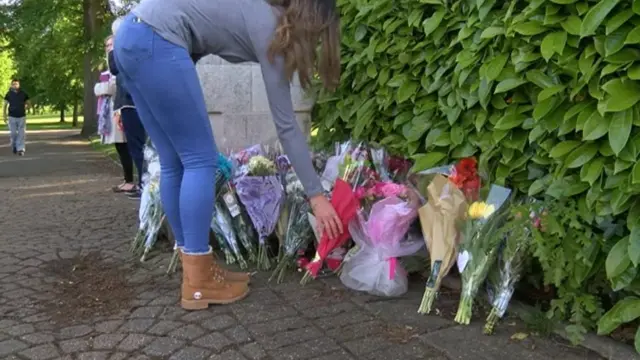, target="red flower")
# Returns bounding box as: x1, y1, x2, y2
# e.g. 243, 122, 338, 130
457, 157, 477, 176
